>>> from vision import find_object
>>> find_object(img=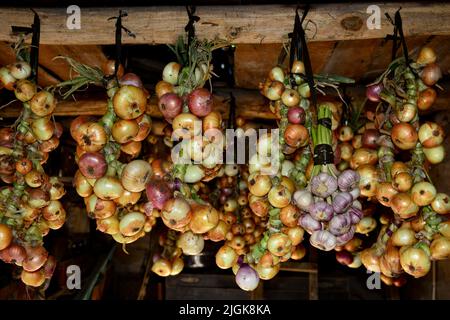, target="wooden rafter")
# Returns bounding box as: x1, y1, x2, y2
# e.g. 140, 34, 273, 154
0, 4, 449, 45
